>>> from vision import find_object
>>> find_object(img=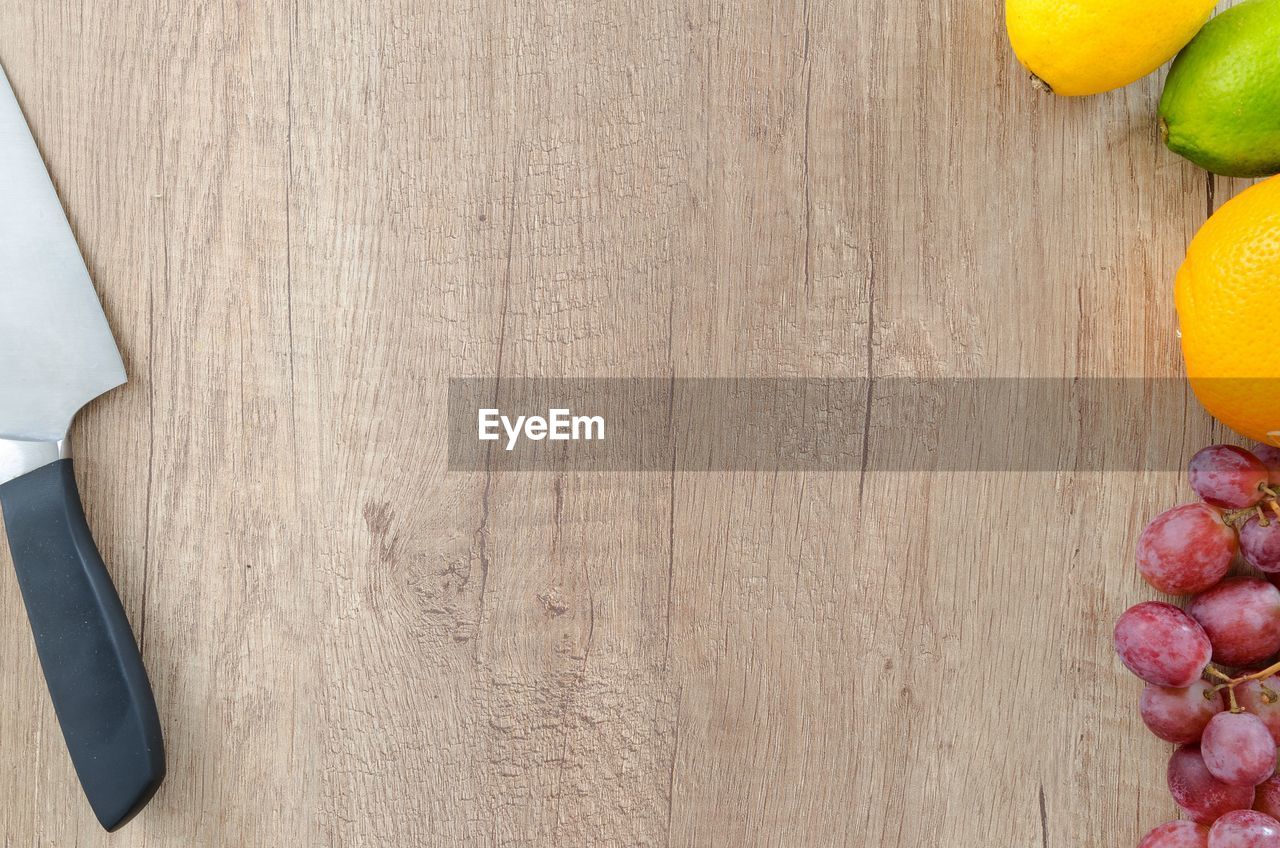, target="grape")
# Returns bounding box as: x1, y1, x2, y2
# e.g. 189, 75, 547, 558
1252, 443, 1280, 486
1208, 810, 1280, 847
1189, 578, 1280, 667
1255, 776, 1280, 820
1189, 445, 1270, 509
1237, 676, 1280, 745
1137, 503, 1238, 595
1242, 514, 1280, 573
1138, 821, 1209, 847
1202, 711, 1278, 787
1141, 680, 1227, 743
1115, 602, 1213, 687
1169, 746, 1257, 824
